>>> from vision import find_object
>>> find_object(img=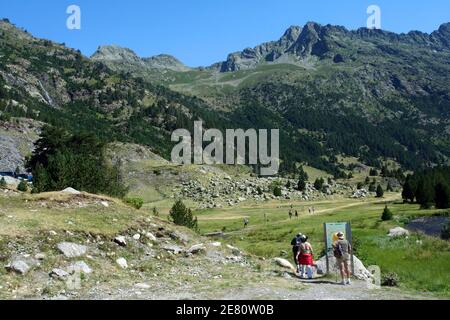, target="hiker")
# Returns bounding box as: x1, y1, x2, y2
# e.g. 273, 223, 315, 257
288, 209, 293, 220
333, 231, 352, 285
243, 218, 249, 228
295, 210, 298, 219
308, 207, 311, 214
290, 233, 302, 270
312, 206, 316, 214
297, 235, 314, 279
